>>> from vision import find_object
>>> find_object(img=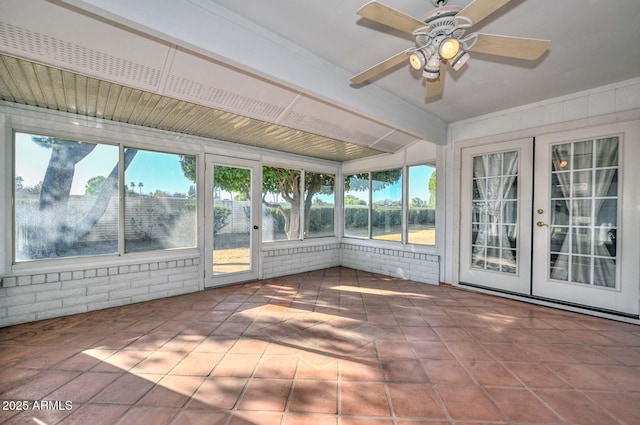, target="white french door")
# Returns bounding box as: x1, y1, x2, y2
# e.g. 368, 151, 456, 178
460, 122, 640, 316
204, 155, 261, 288
460, 139, 533, 295
532, 122, 639, 315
